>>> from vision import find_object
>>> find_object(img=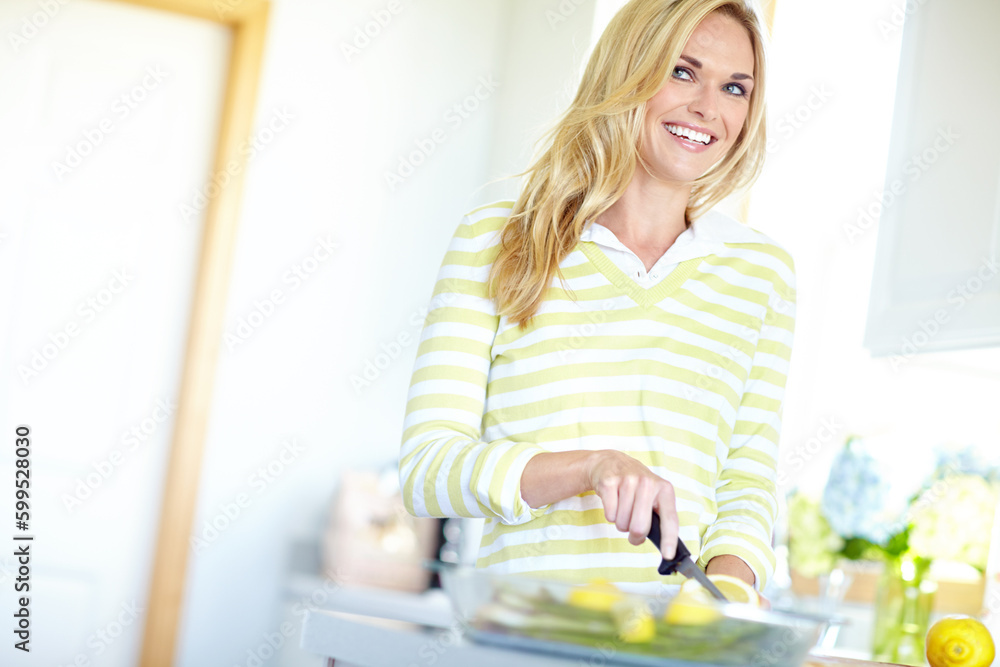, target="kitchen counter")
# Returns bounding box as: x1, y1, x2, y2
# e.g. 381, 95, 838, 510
299, 599, 906, 667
